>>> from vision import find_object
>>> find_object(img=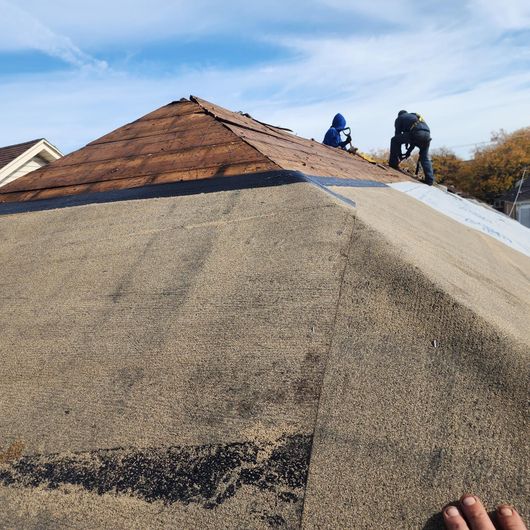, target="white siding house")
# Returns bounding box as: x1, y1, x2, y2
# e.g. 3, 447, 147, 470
0, 139, 62, 188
